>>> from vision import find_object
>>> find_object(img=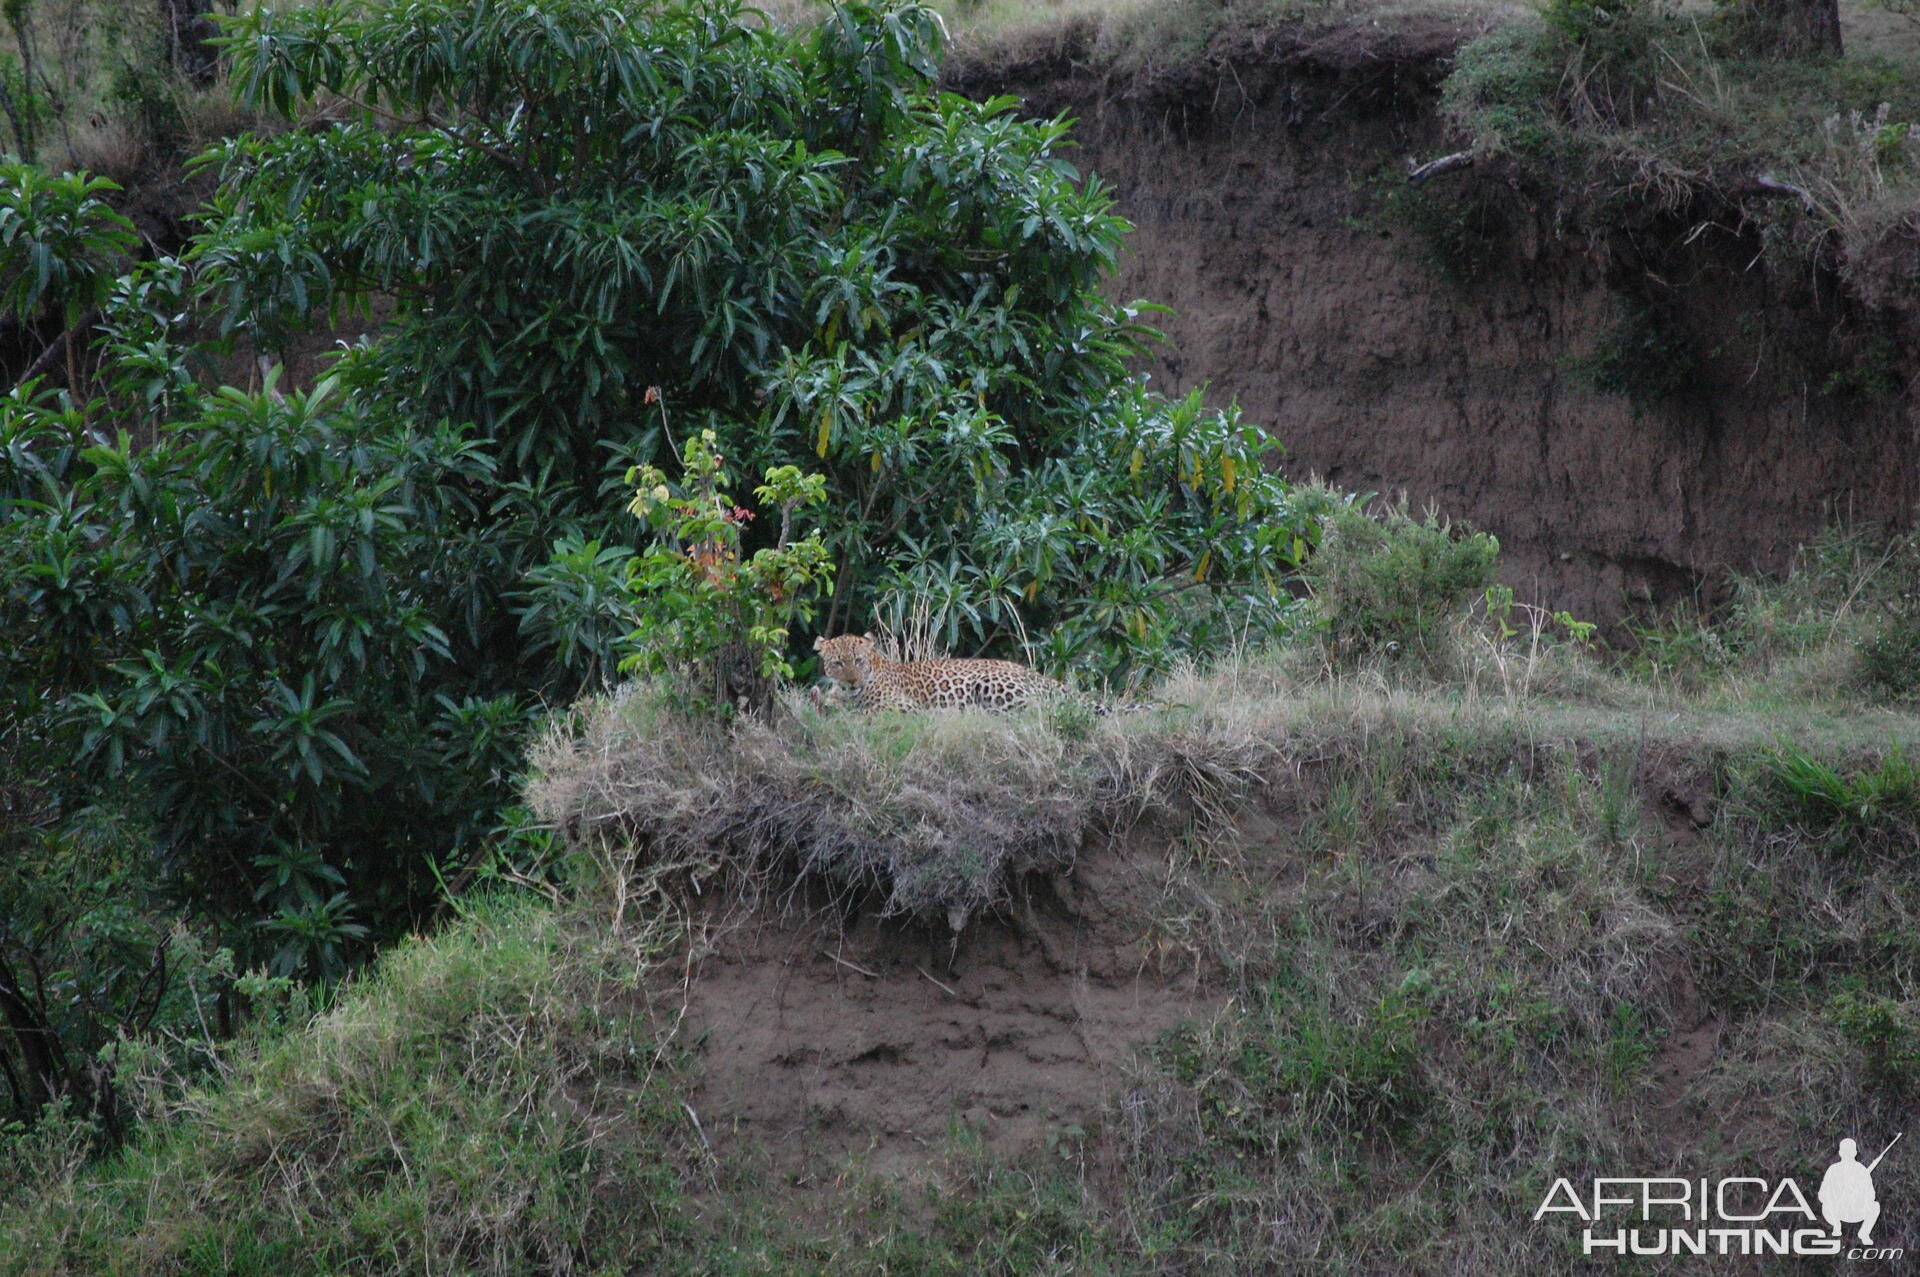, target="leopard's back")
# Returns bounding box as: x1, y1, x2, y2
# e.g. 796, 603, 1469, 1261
868, 657, 1067, 711
814, 634, 1077, 713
